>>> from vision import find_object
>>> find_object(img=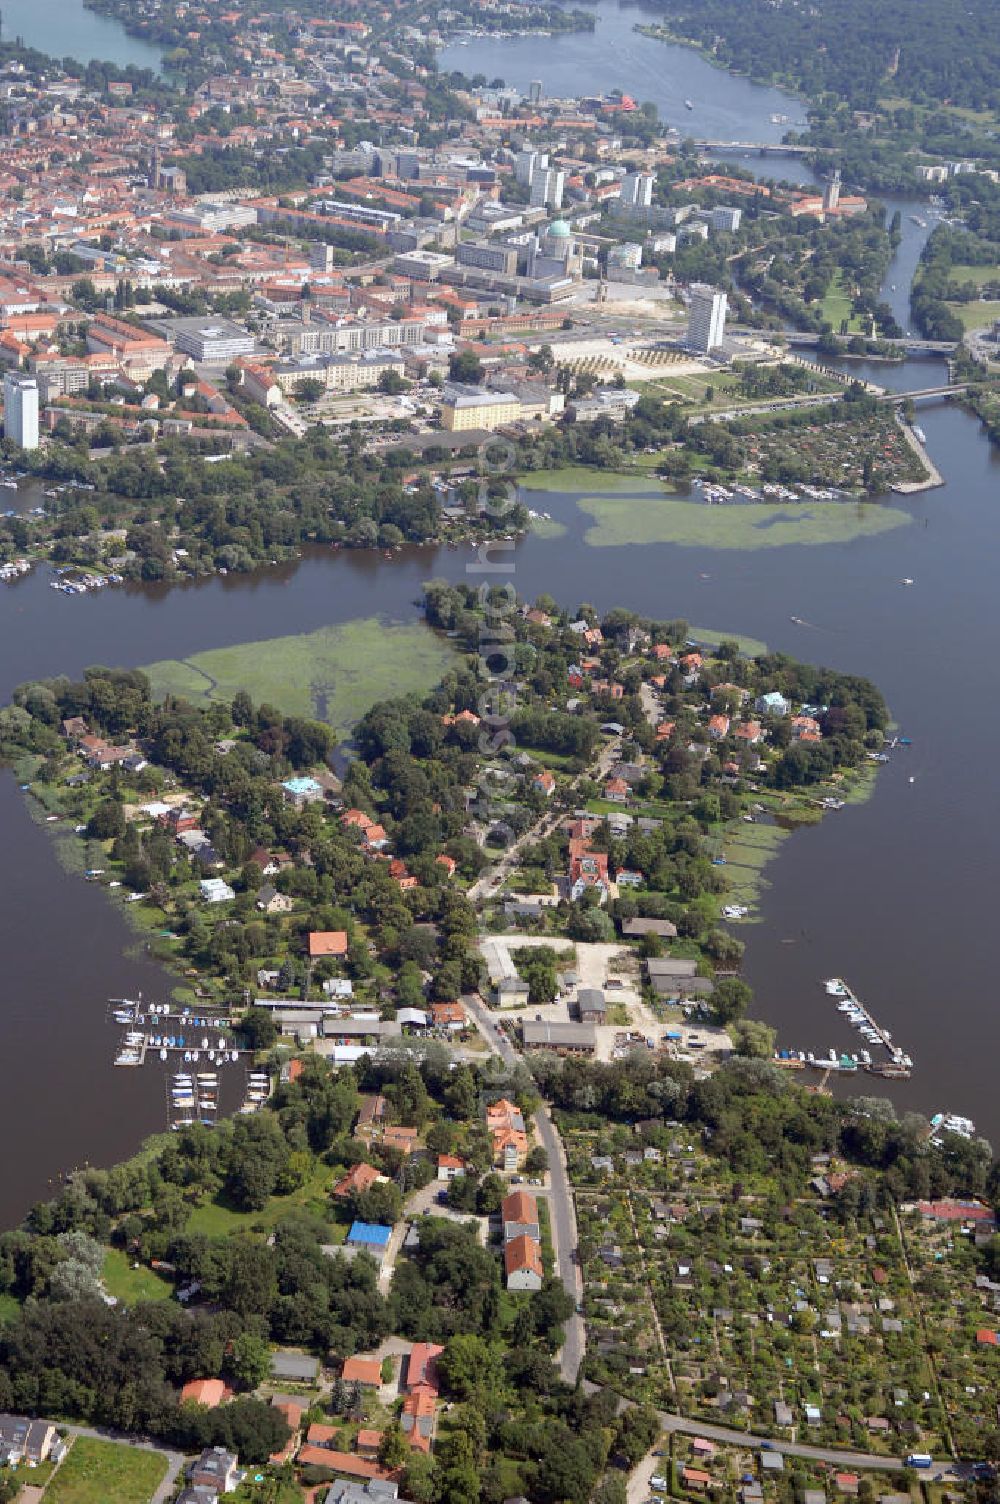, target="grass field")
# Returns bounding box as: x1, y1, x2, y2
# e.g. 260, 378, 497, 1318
818, 271, 864, 333
575, 493, 911, 550
46, 1438, 167, 1504
946, 298, 1000, 331
101, 1249, 173, 1305
0, 1292, 20, 1324
187, 1161, 337, 1238
948, 263, 1000, 289
144, 618, 456, 732
518, 467, 667, 495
